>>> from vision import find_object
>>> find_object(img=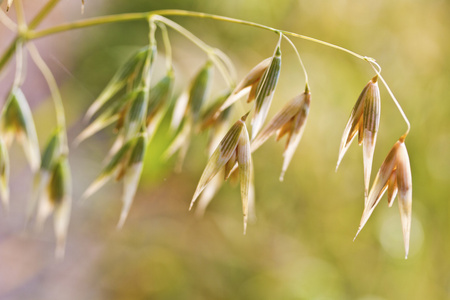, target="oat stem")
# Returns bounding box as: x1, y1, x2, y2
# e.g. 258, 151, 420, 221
150, 15, 234, 87
282, 34, 308, 86
156, 22, 173, 71
12, 40, 24, 88
0, 0, 61, 72
0, 10, 17, 31
14, 0, 27, 32
27, 43, 68, 152
369, 61, 410, 137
